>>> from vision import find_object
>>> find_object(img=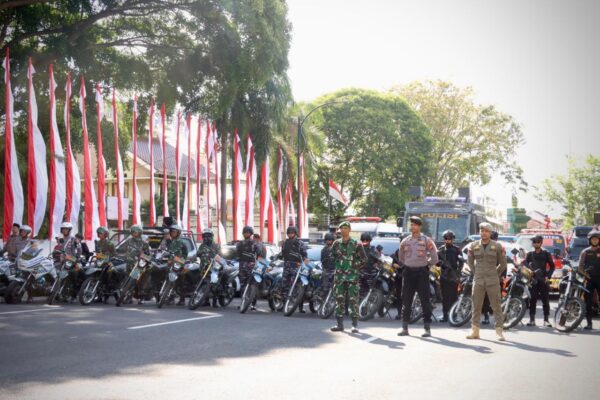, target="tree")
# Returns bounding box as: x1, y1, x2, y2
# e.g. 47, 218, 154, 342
391, 80, 527, 197
304, 88, 432, 219
538, 155, 600, 228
